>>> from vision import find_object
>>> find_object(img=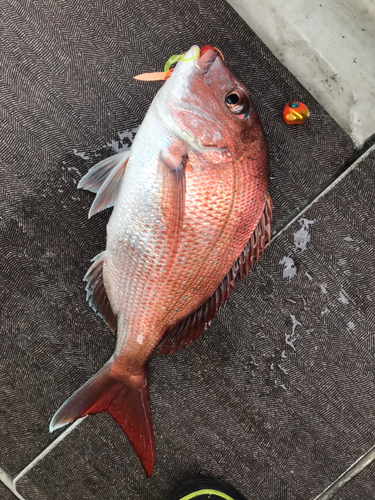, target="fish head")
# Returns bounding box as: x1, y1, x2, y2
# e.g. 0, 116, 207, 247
158, 44, 267, 157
